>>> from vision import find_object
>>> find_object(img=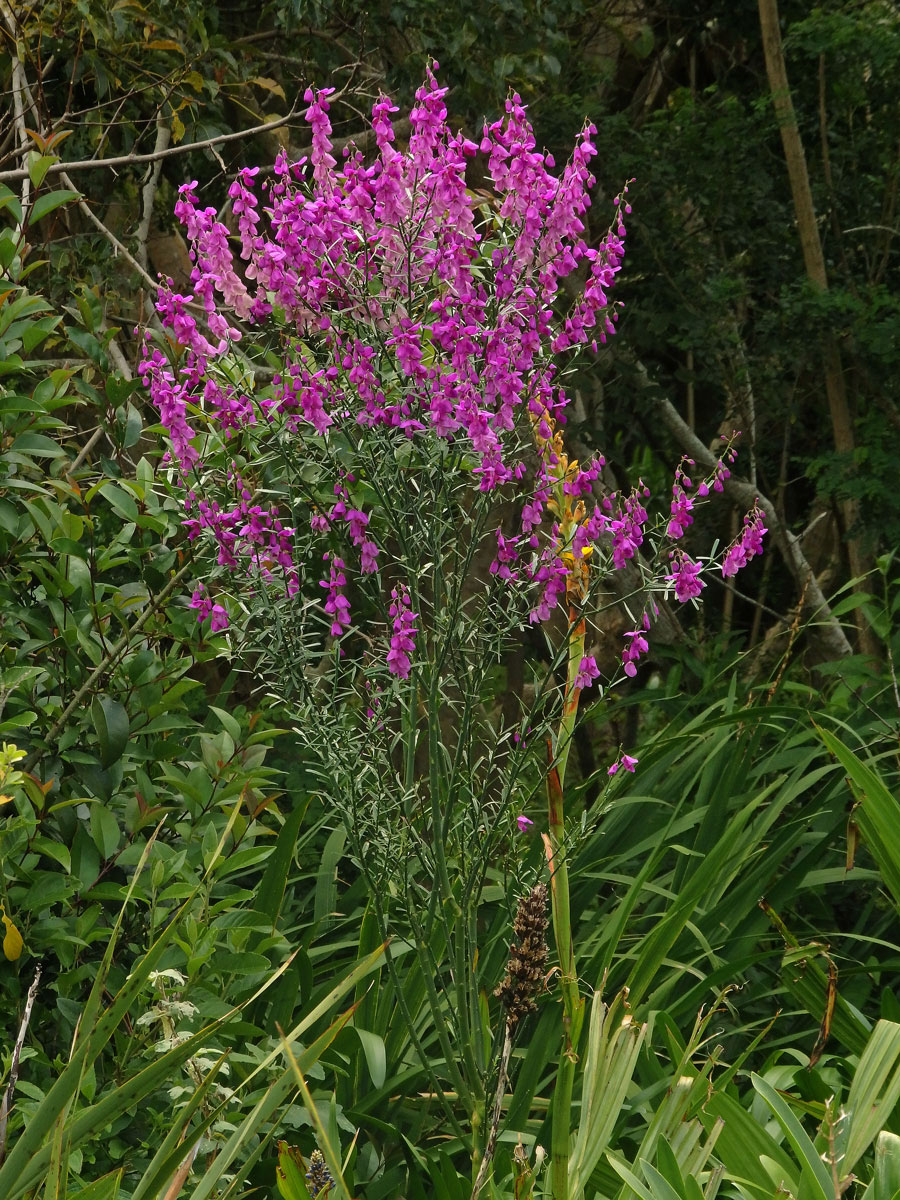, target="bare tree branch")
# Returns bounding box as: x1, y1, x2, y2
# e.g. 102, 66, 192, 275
0, 0, 36, 209
136, 112, 171, 270
0, 104, 301, 183
69, 427, 104, 472
0, 967, 42, 1166
100, 316, 134, 379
